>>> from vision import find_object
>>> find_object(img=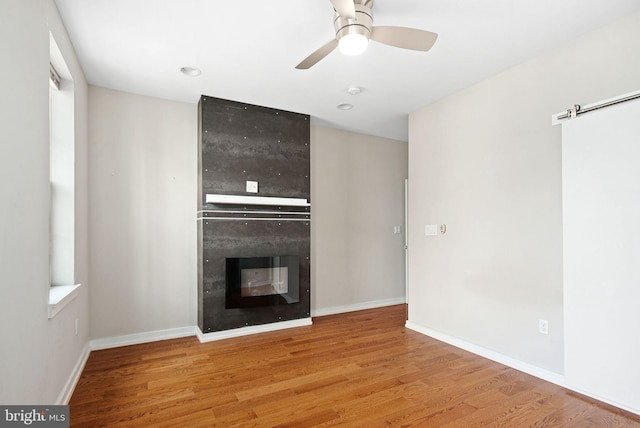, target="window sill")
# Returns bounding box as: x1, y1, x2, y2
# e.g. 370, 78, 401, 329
49, 283, 81, 319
